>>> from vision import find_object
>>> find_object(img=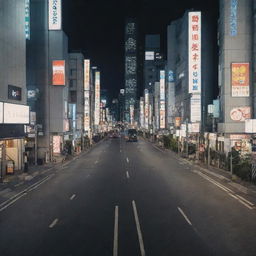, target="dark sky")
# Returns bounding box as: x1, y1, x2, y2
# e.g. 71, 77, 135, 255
63, 0, 219, 100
